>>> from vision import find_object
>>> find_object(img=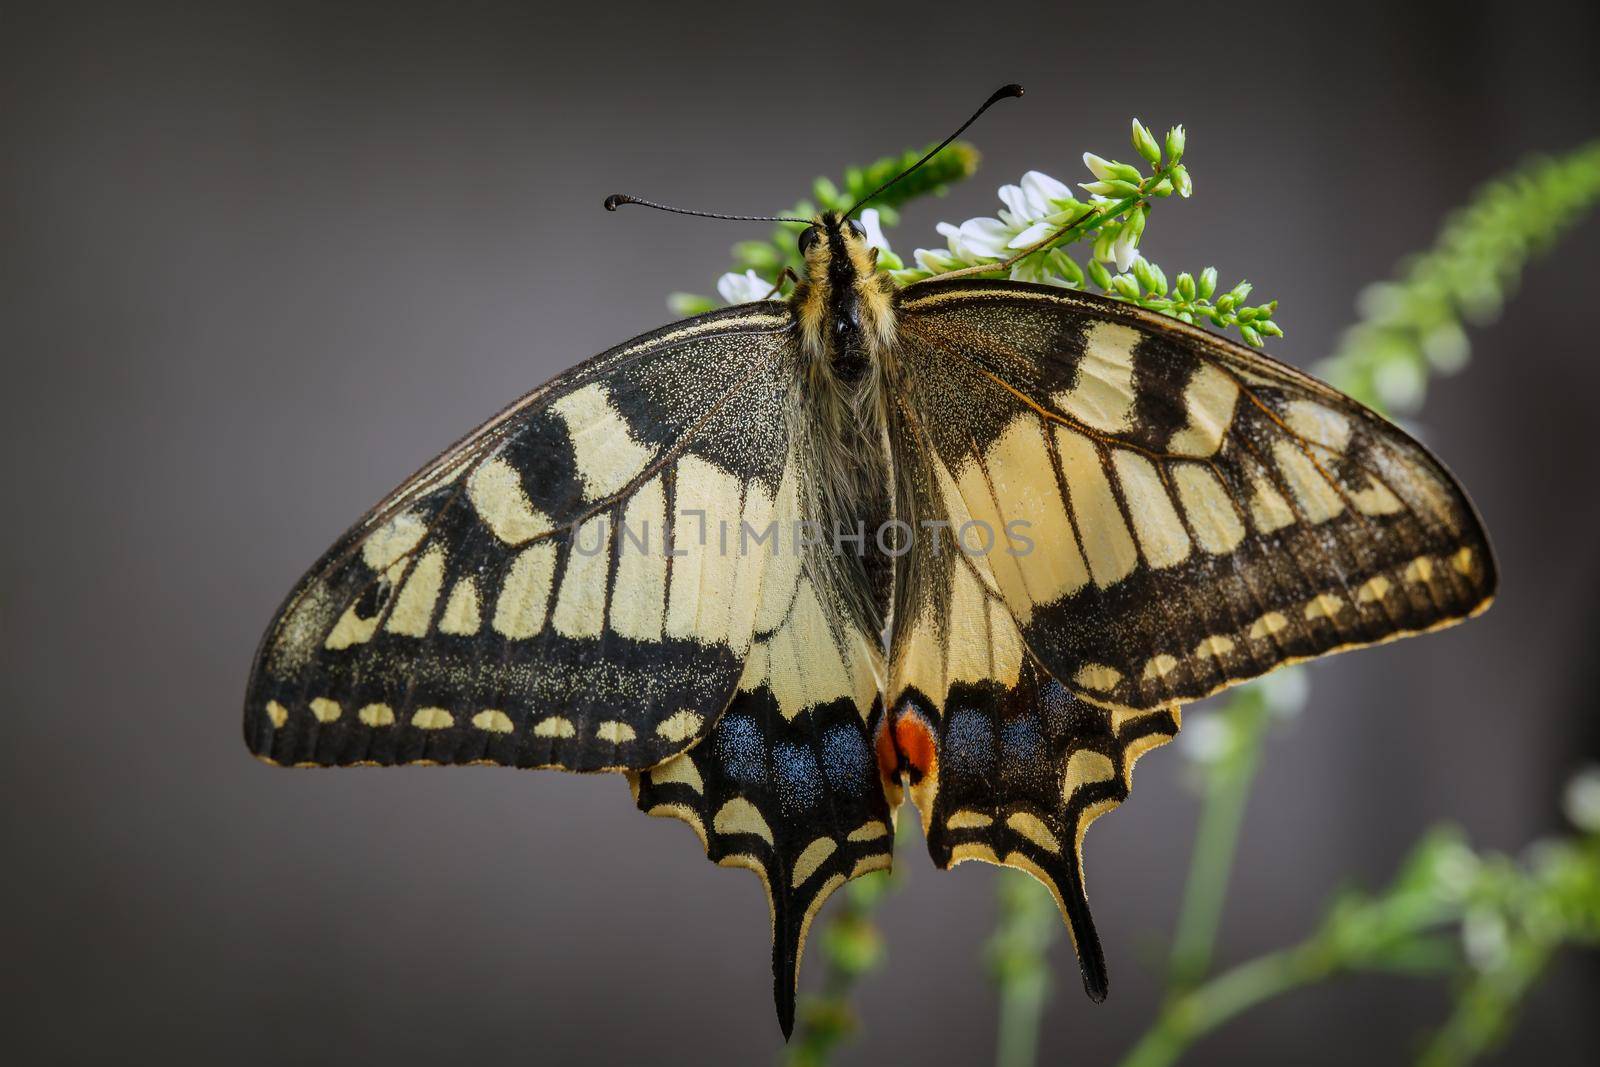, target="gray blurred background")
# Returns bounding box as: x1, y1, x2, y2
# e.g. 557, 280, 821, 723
3, 1, 1598, 1063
